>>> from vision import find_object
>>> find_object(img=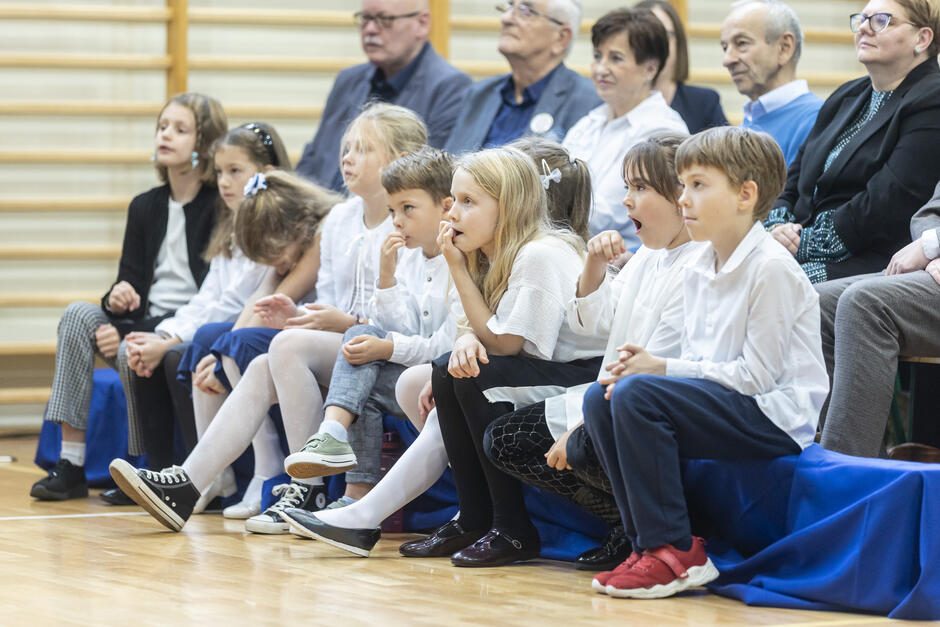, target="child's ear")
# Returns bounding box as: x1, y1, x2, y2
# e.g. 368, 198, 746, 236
738, 180, 759, 214
442, 196, 454, 213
